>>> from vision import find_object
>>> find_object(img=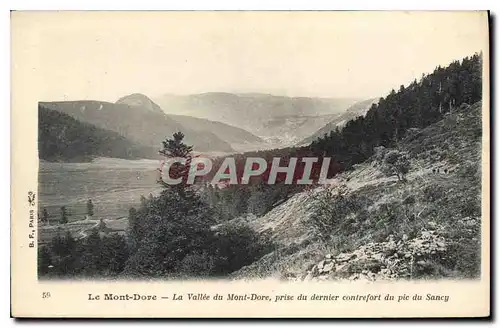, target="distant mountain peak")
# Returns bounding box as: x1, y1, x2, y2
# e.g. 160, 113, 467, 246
41, 100, 235, 153
116, 93, 164, 114
153, 92, 361, 143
